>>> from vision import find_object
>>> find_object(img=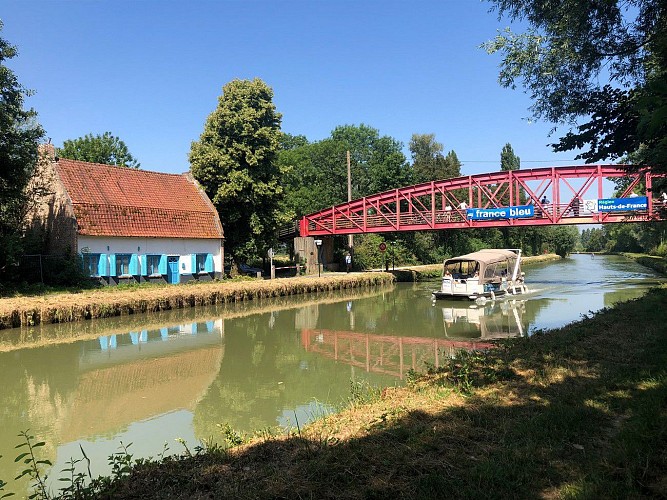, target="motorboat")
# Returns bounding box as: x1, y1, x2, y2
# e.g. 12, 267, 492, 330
432, 249, 527, 301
